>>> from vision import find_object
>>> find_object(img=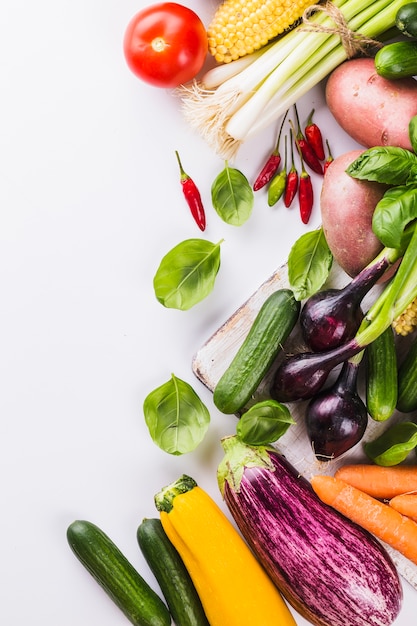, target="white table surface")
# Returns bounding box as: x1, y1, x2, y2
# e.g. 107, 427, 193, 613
1, 1, 416, 624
